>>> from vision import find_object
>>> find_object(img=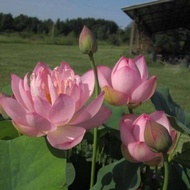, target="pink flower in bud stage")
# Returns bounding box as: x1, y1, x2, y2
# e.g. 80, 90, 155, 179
79, 25, 97, 54
0, 62, 111, 150
98, 55, 157, 108
144, 119, 172, 153
120, 111, 176, 165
